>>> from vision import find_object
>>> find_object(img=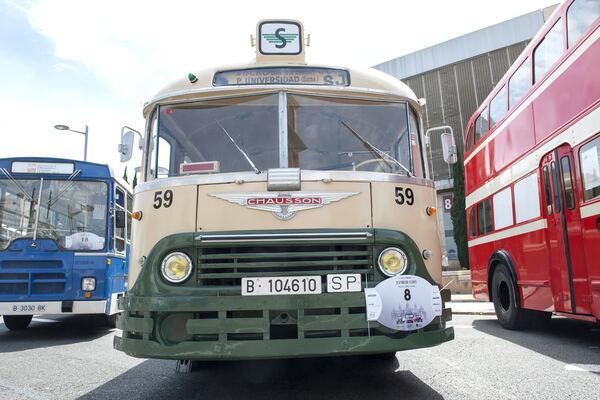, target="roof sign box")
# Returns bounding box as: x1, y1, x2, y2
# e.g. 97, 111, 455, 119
11, 161, 75, 174
259, 21, 302, 55
213, 67, 350, 87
